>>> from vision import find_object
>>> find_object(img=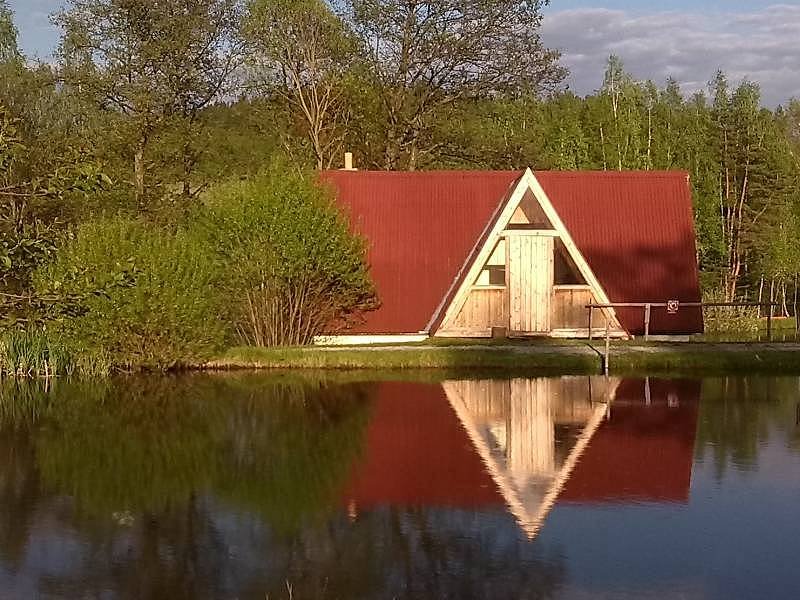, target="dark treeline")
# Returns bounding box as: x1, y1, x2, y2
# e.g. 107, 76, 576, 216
1, 0, 799, 364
